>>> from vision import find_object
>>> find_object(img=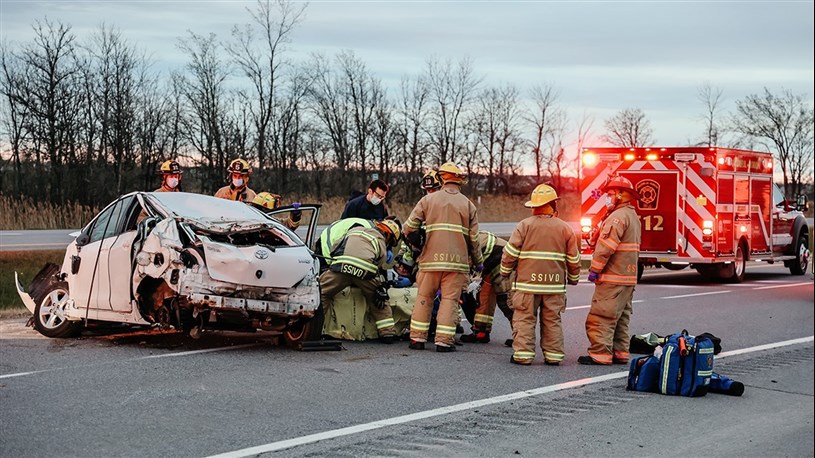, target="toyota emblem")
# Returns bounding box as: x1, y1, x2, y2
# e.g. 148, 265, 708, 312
254, 249, 269, 260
